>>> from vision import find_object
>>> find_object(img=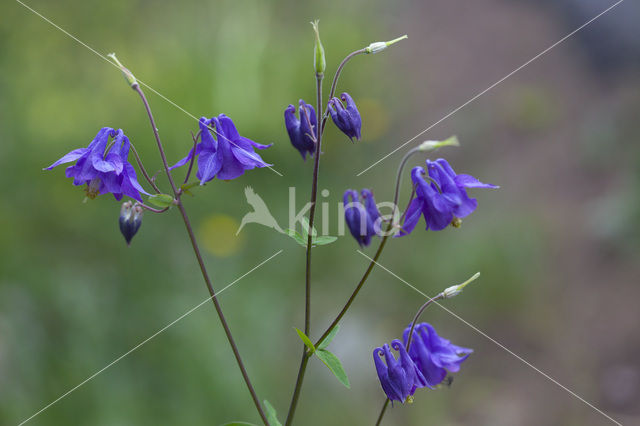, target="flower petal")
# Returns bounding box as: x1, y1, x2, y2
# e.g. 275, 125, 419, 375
397, 197, 423, 237
44, 148, 87, 170
455, 174, 499, 189
197, 150, 223, 184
